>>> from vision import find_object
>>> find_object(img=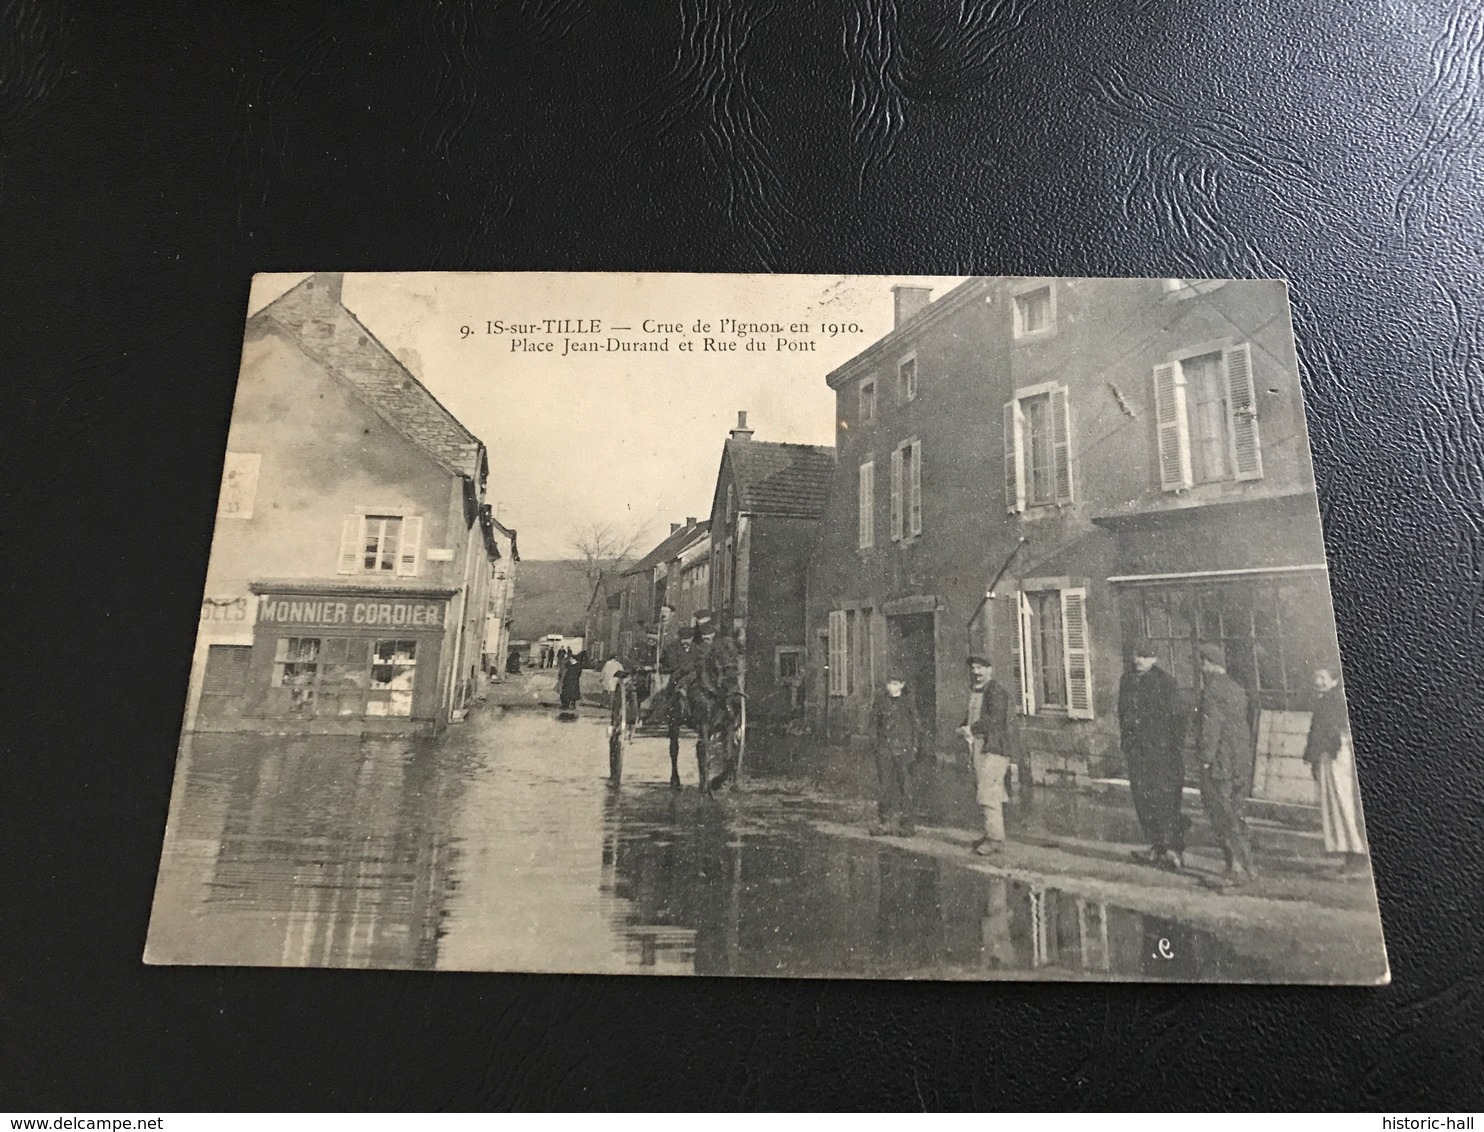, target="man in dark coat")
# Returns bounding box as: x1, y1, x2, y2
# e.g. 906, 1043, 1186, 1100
957, 654, 1013, 856
1118, 641, 1188, 869
1196, 642, 1255, 880
558, 650, 584, 710
870, 674, 922, 836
